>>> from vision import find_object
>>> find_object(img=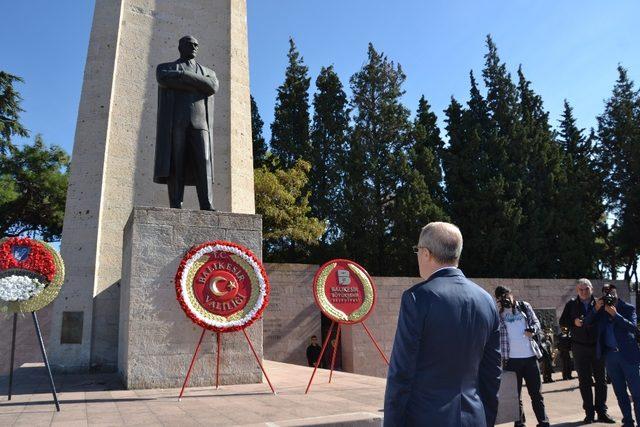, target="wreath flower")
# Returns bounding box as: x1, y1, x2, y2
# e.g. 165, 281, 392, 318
175, 241, 269, 332
0, 237, 65, 313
